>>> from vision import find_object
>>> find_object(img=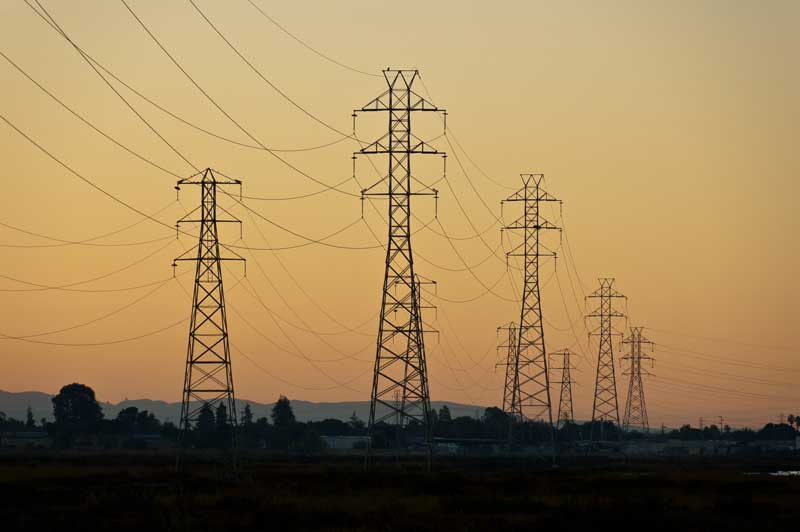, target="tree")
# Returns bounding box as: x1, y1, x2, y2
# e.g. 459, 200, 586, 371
135, 410, 160, 433
195, 402, 215, 448
270, 396, 296, 451
348, 411, 365, 434
271, 396, 296, 428
52, 383, 103, 445
241, 404, 254, 426
757, 423, 796, 441
438, 405, 452, 424
115, 407, 139, 433
215, 403, 231, 448
25, 406, 35, 429
215, 403, 228, 430
482, 407, 508, 439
